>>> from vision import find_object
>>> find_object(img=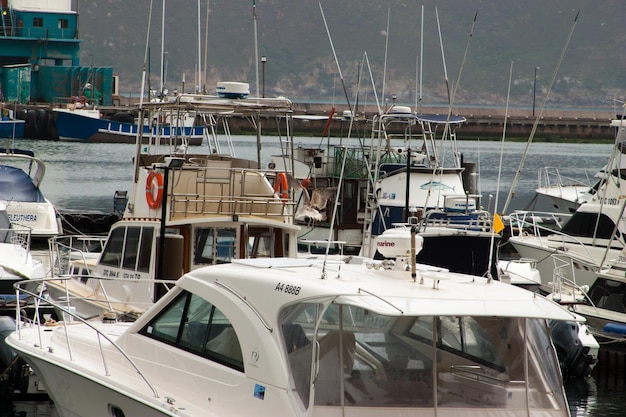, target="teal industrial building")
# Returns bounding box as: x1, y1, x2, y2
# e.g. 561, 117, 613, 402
0, 0, 114, 105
